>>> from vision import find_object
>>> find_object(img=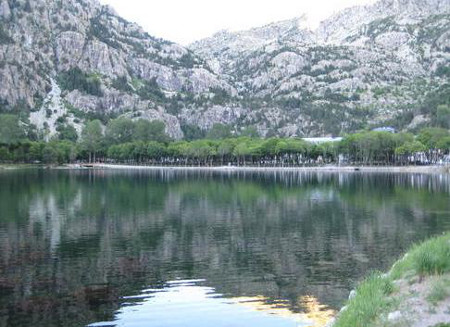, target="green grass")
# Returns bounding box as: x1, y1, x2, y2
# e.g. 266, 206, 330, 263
334, 233, 450, 327
427, 277, 450, 305
390, 233, 450, 279
334, 273, 395, 327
